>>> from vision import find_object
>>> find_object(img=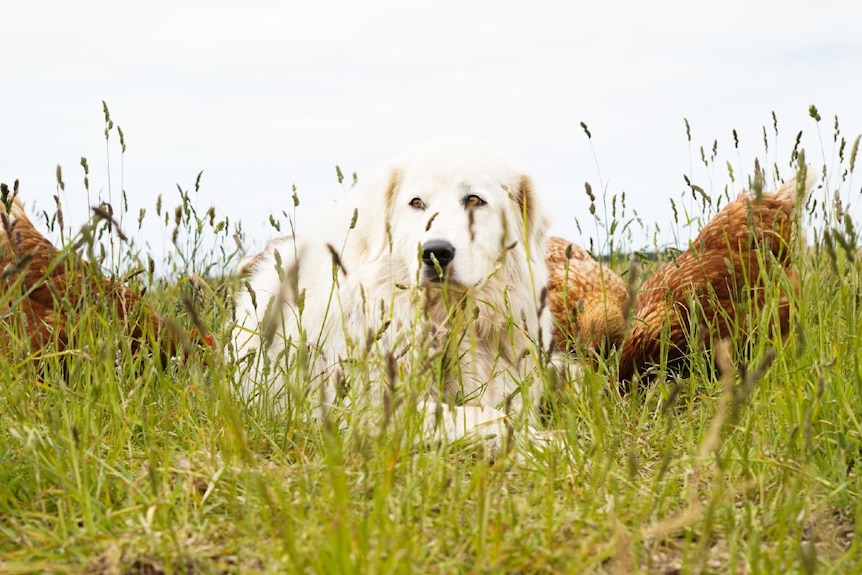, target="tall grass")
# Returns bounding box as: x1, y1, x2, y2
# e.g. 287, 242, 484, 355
1, 106, 861, 573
